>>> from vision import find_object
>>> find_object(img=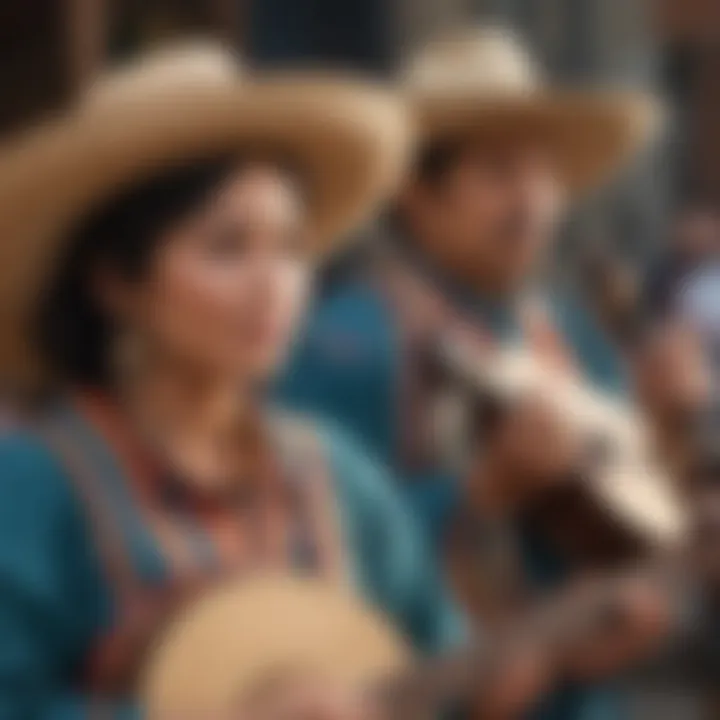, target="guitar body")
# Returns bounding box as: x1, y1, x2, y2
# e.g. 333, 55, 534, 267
439, 341, 687, 551
140, 574, 411, 718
